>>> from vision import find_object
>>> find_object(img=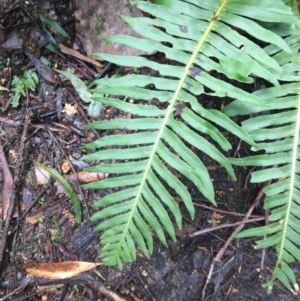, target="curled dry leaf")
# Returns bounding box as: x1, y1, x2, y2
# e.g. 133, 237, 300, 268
26, 261, 103, 279
61, 160, 71, 174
